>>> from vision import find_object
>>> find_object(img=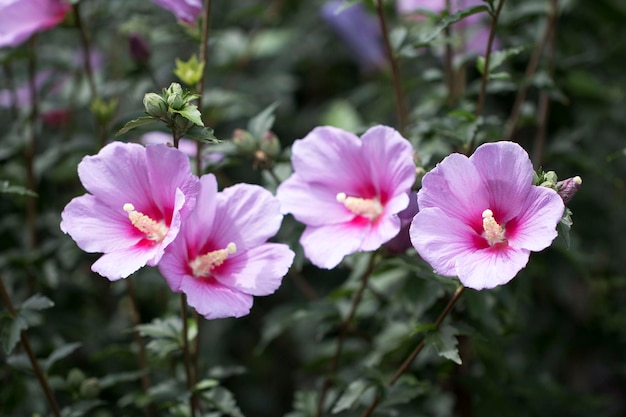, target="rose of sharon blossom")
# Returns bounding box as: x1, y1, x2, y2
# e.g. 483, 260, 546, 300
277, 125, 416, 269
397, 0, 497, 56
0, 0, 70, 48
151, 0, 202, 25
61, 142, 199, 280
409, 142, 564, 290
321, 1, 386, 72
158, 174, 294, 319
